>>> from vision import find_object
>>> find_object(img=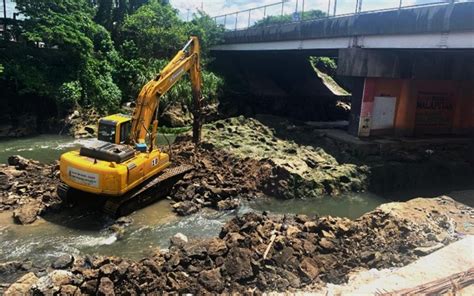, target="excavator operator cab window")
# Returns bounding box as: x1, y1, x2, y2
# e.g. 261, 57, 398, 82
98, 121, 116, 143
119, 121, 131, 144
